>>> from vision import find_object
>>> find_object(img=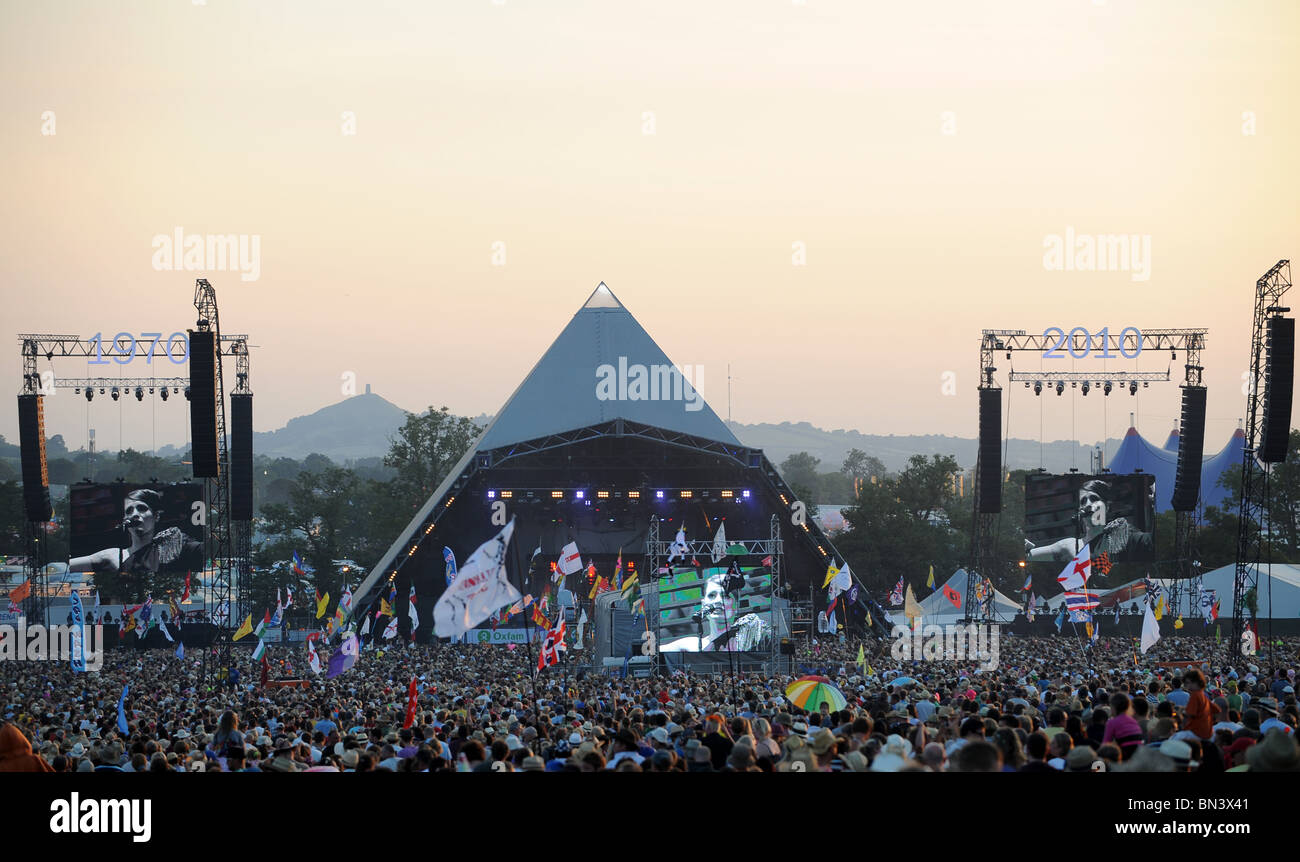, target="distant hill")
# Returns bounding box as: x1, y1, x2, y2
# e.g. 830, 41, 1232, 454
724, 420, 1117, 474
253, 391, 412, 460
245, 392, 1121, 474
